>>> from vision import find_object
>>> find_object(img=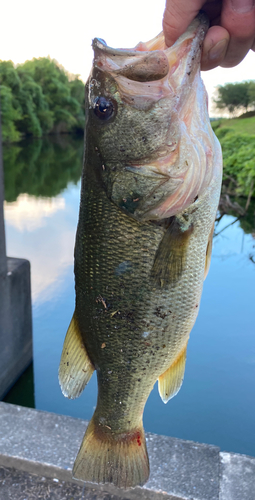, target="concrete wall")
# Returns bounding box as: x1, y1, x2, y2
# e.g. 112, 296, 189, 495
0, 258, 33, 399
